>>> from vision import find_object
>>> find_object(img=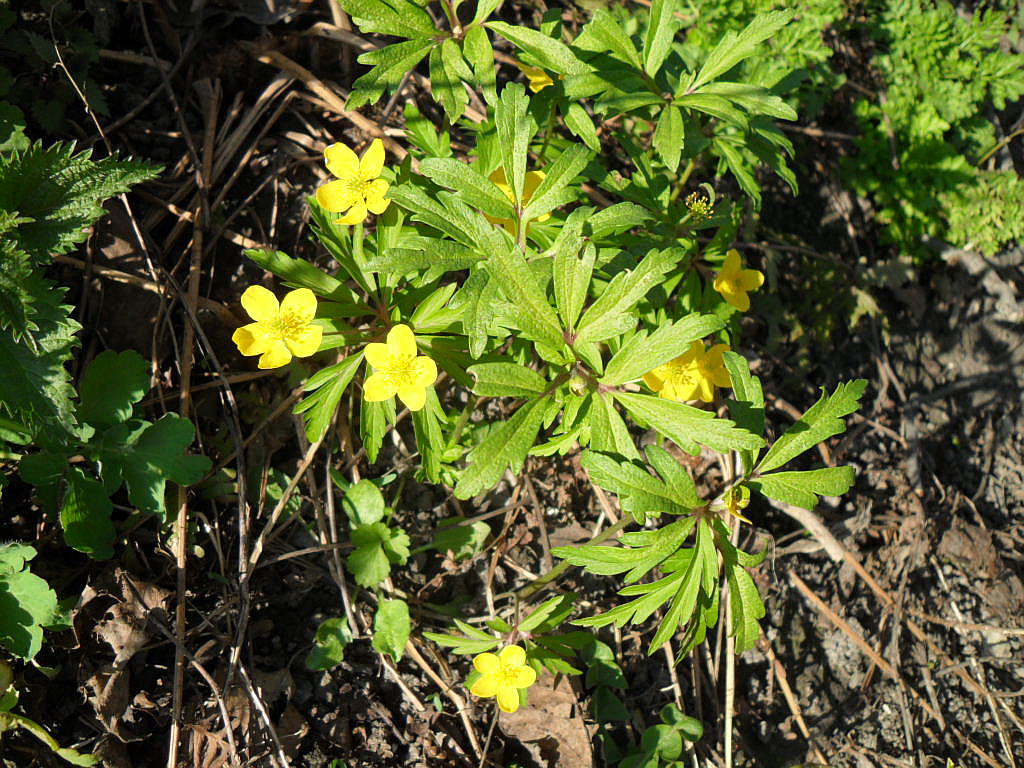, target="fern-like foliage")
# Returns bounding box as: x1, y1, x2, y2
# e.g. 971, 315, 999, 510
0, 141, 160, 335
